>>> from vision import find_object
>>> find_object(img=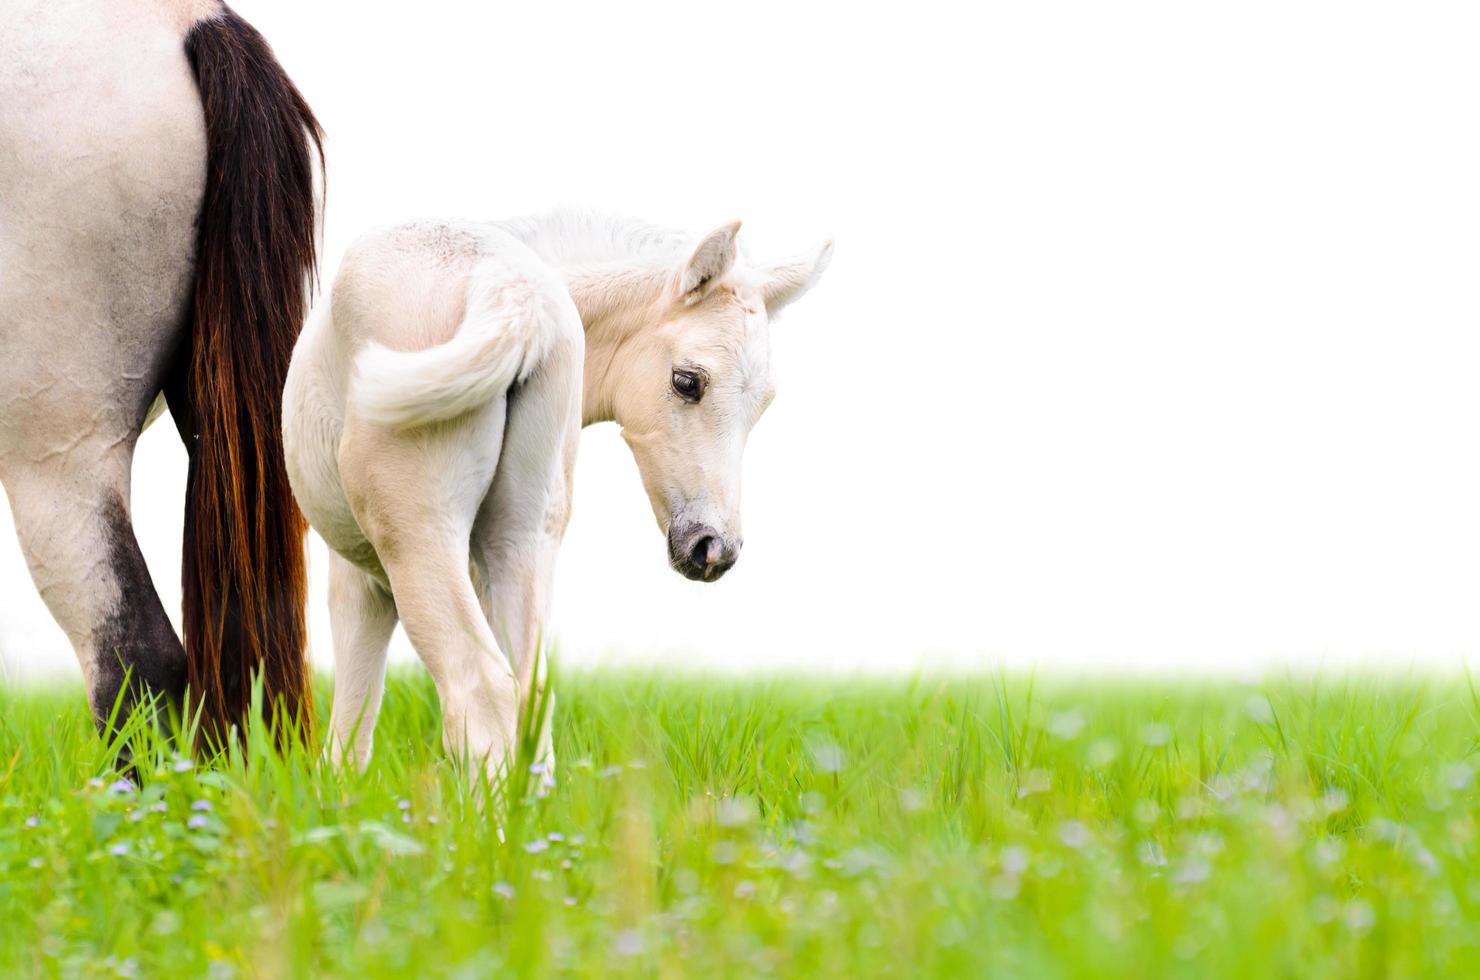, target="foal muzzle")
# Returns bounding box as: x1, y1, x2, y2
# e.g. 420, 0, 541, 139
667, 523, 741, 582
